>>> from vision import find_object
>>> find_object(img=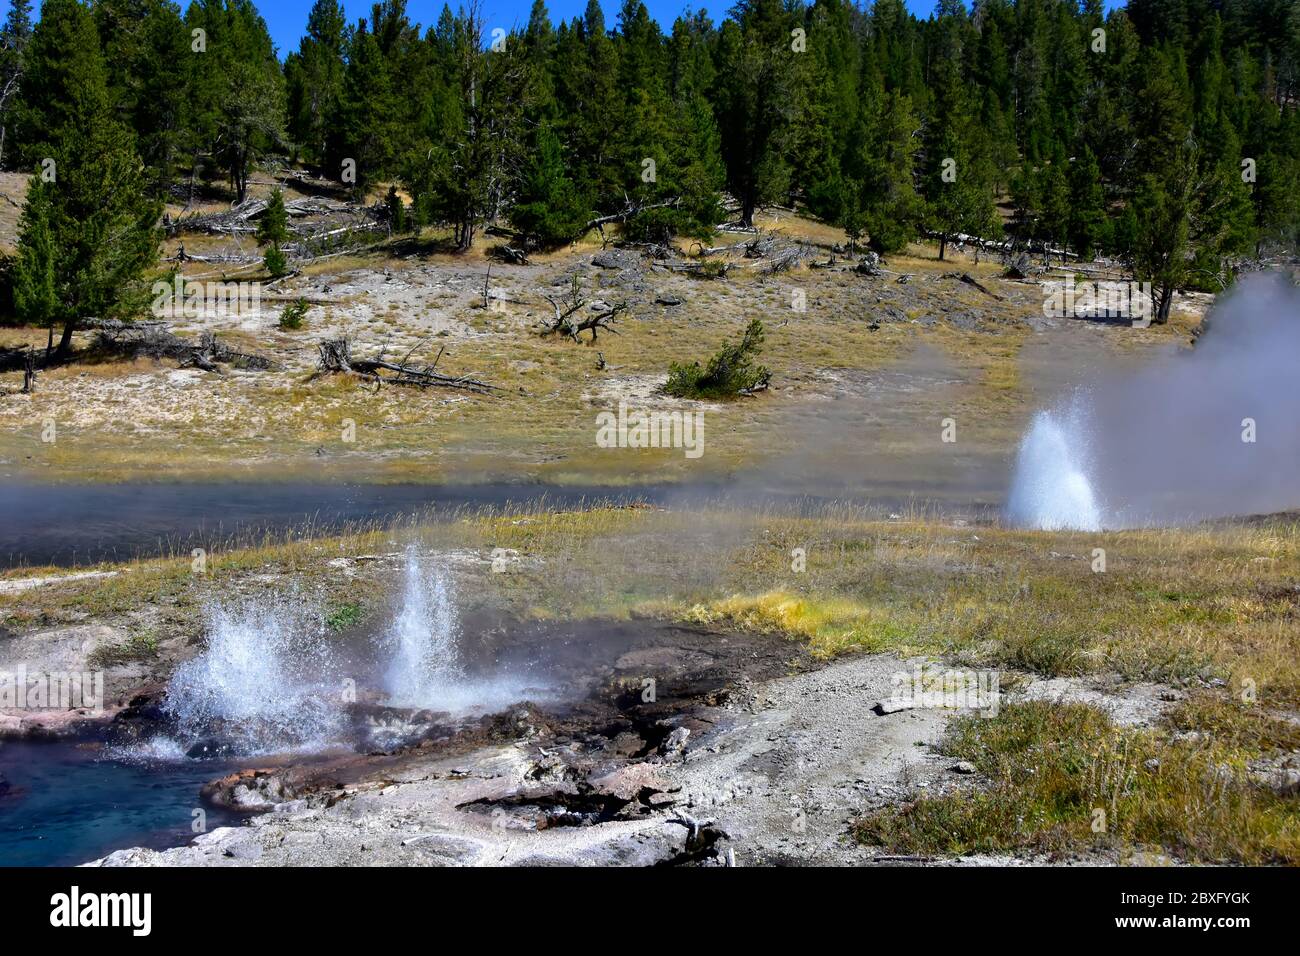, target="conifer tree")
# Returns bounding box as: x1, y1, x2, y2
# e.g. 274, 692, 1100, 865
0, 0, 34, 169
285, 0, 348, 167
510, 123, 589, 249
12, 0, 162, 357
258, 186, 290, 276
